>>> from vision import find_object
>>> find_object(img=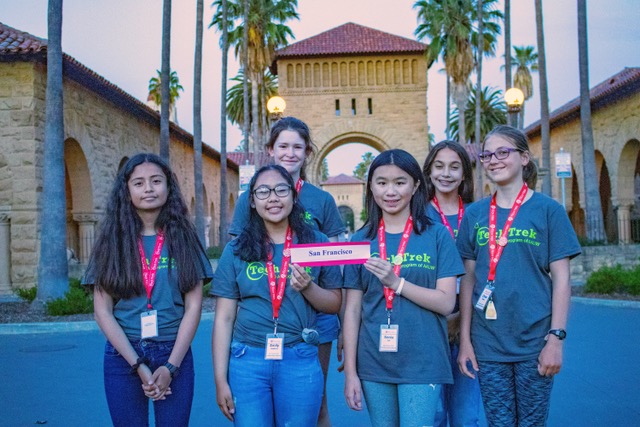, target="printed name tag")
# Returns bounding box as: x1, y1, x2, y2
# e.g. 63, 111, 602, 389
379, 324, 399, 352
265, 333, 285, 360
140, 310, 158, 339
475, 283, 495, 311
290, 242, 370, 267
